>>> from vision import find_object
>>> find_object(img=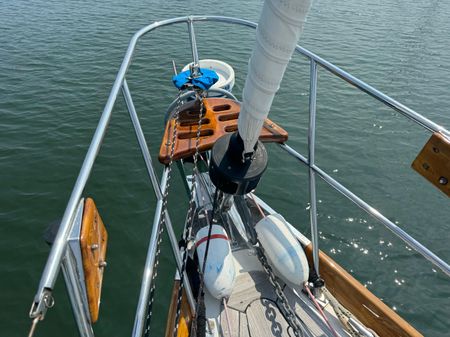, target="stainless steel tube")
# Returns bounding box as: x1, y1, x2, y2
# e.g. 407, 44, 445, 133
159, 169, 196, 313
31, 14, 450, 326
187, 18, 200, 76
122, 83, 196, 331
308, 60, 320, 277
131, 168, 197, 337
178, 16, 446, 138
279, 143, 450, 277
30, 16, 148, 318
196, 16, 448, 136
32, 47, 128, 322
131, 196, 164, 337
122, 80, 162, 199
294, 46, 450, 138
196, 16, 448, 137
61, 250, 94, 337
30, 16, 194, 319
